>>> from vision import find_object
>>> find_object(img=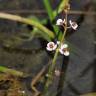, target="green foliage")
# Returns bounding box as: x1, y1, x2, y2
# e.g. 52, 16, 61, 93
0, 0, 73, 82
27, 16, 52, 41
0, 66, 27, 77
0, 1, 83, 96
43, 0, 69, 39
53, 0, 69, 17
81, 92, 96, 96
43, 0, 54, 22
